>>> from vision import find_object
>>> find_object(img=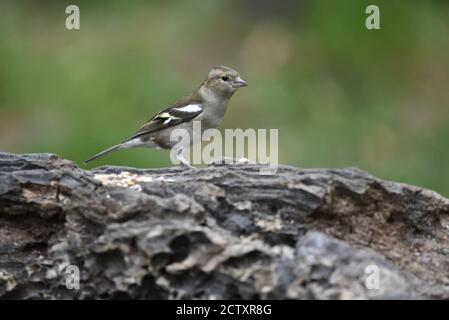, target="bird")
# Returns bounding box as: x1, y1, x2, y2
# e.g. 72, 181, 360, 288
84, 66, 247, 167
